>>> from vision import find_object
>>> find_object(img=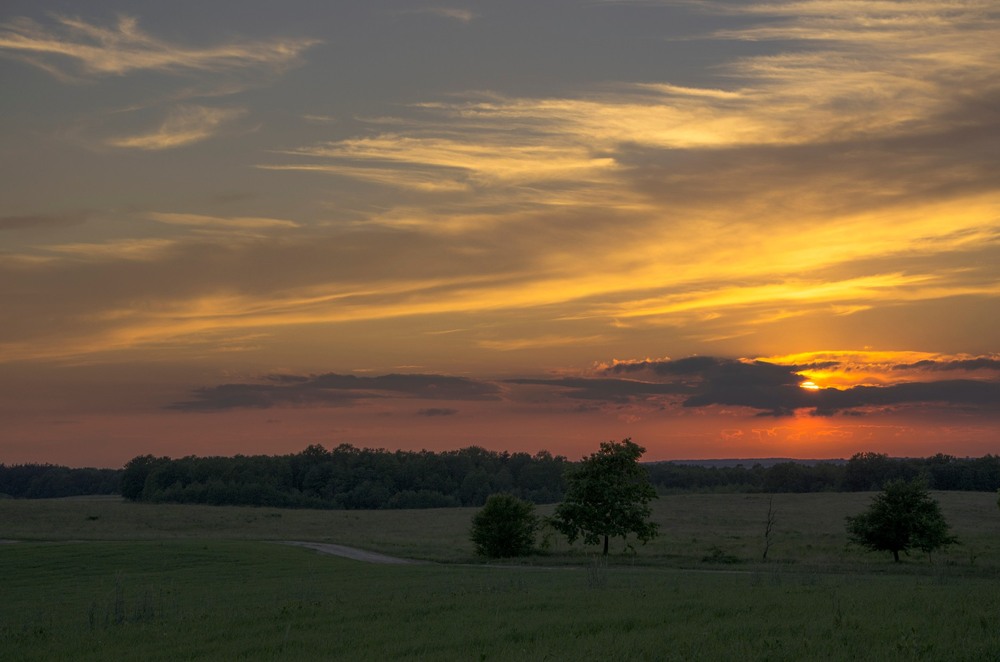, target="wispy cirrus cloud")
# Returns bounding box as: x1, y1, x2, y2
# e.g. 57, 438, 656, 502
265, 131, 615, 191
0, 211, 90, 232
3, 1, 998, 369
264, 0, 1000, 197
105, 105, 247, 150
148, 212, 299, 232
400, 7, 476, 23
330, 2, 993, 341
0, 14, 318, 79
